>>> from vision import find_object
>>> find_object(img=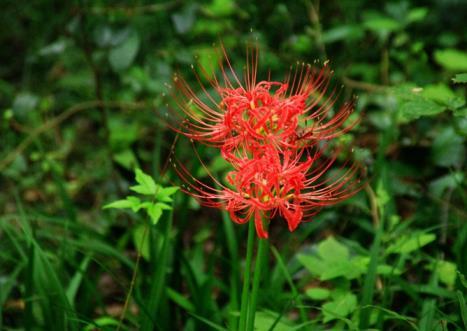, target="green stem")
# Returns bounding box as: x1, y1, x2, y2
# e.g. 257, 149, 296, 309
221, 209, 239, 331
140, 209, 173, 330
359, 184, 383, 329
117, 223, 148, 331
239, 220, 255, 331
247, 235, 269, 331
